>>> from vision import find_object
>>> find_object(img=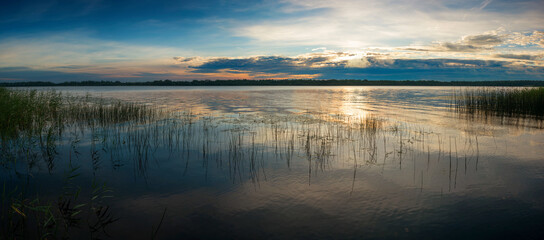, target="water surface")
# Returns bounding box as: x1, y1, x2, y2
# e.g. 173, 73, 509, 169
4, 86, 544, 239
